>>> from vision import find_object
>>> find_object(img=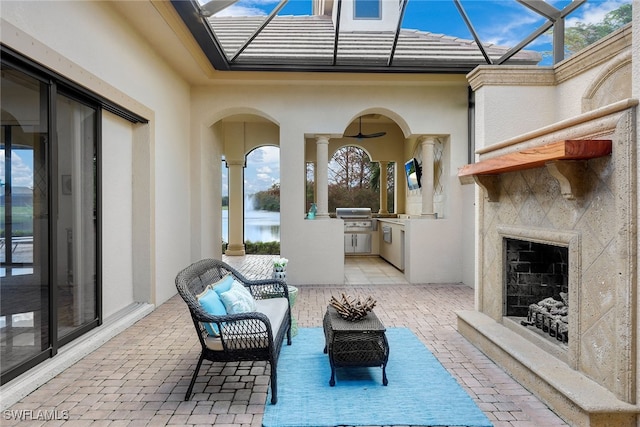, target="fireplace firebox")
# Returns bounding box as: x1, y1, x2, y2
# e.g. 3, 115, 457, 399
504, 238, 568, 343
